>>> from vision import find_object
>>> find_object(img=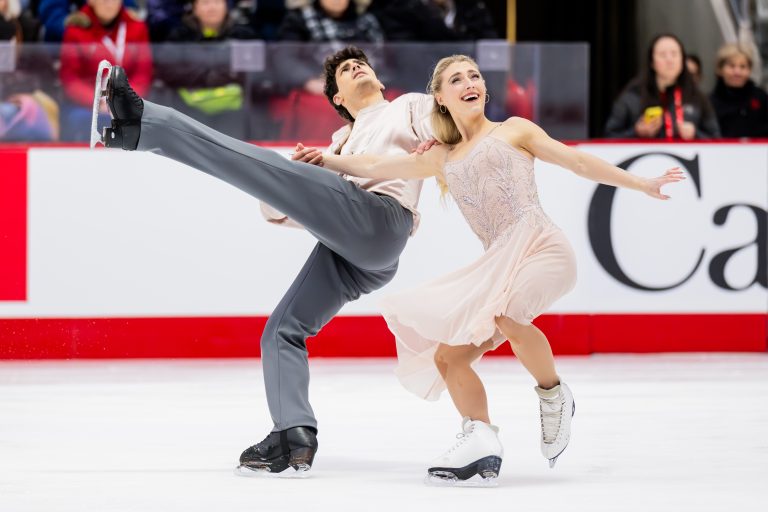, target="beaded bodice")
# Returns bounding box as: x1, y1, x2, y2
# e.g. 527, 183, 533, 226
444, 134, 552, 250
